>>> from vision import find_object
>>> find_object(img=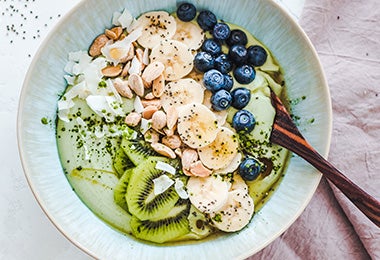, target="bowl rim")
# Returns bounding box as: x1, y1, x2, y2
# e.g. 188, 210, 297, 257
17, 0, 332, 258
